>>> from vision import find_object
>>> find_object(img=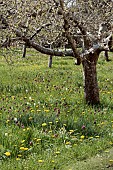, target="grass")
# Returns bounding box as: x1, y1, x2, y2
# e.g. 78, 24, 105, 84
0, 48, 113, 169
